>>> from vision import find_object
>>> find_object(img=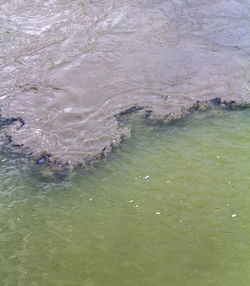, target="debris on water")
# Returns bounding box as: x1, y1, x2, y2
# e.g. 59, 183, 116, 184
155, 212, 161, 215
129, 200, 134, 203
144, 175, 150, 179
89, 198, 93, 201
166, 180, 170, 184
216, 155, 220, 159
226, 203, 230, 206
136, 205, 138, 208
232, 214, 237, 218
179, 219, 183, 223
228, 181, 231, 184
